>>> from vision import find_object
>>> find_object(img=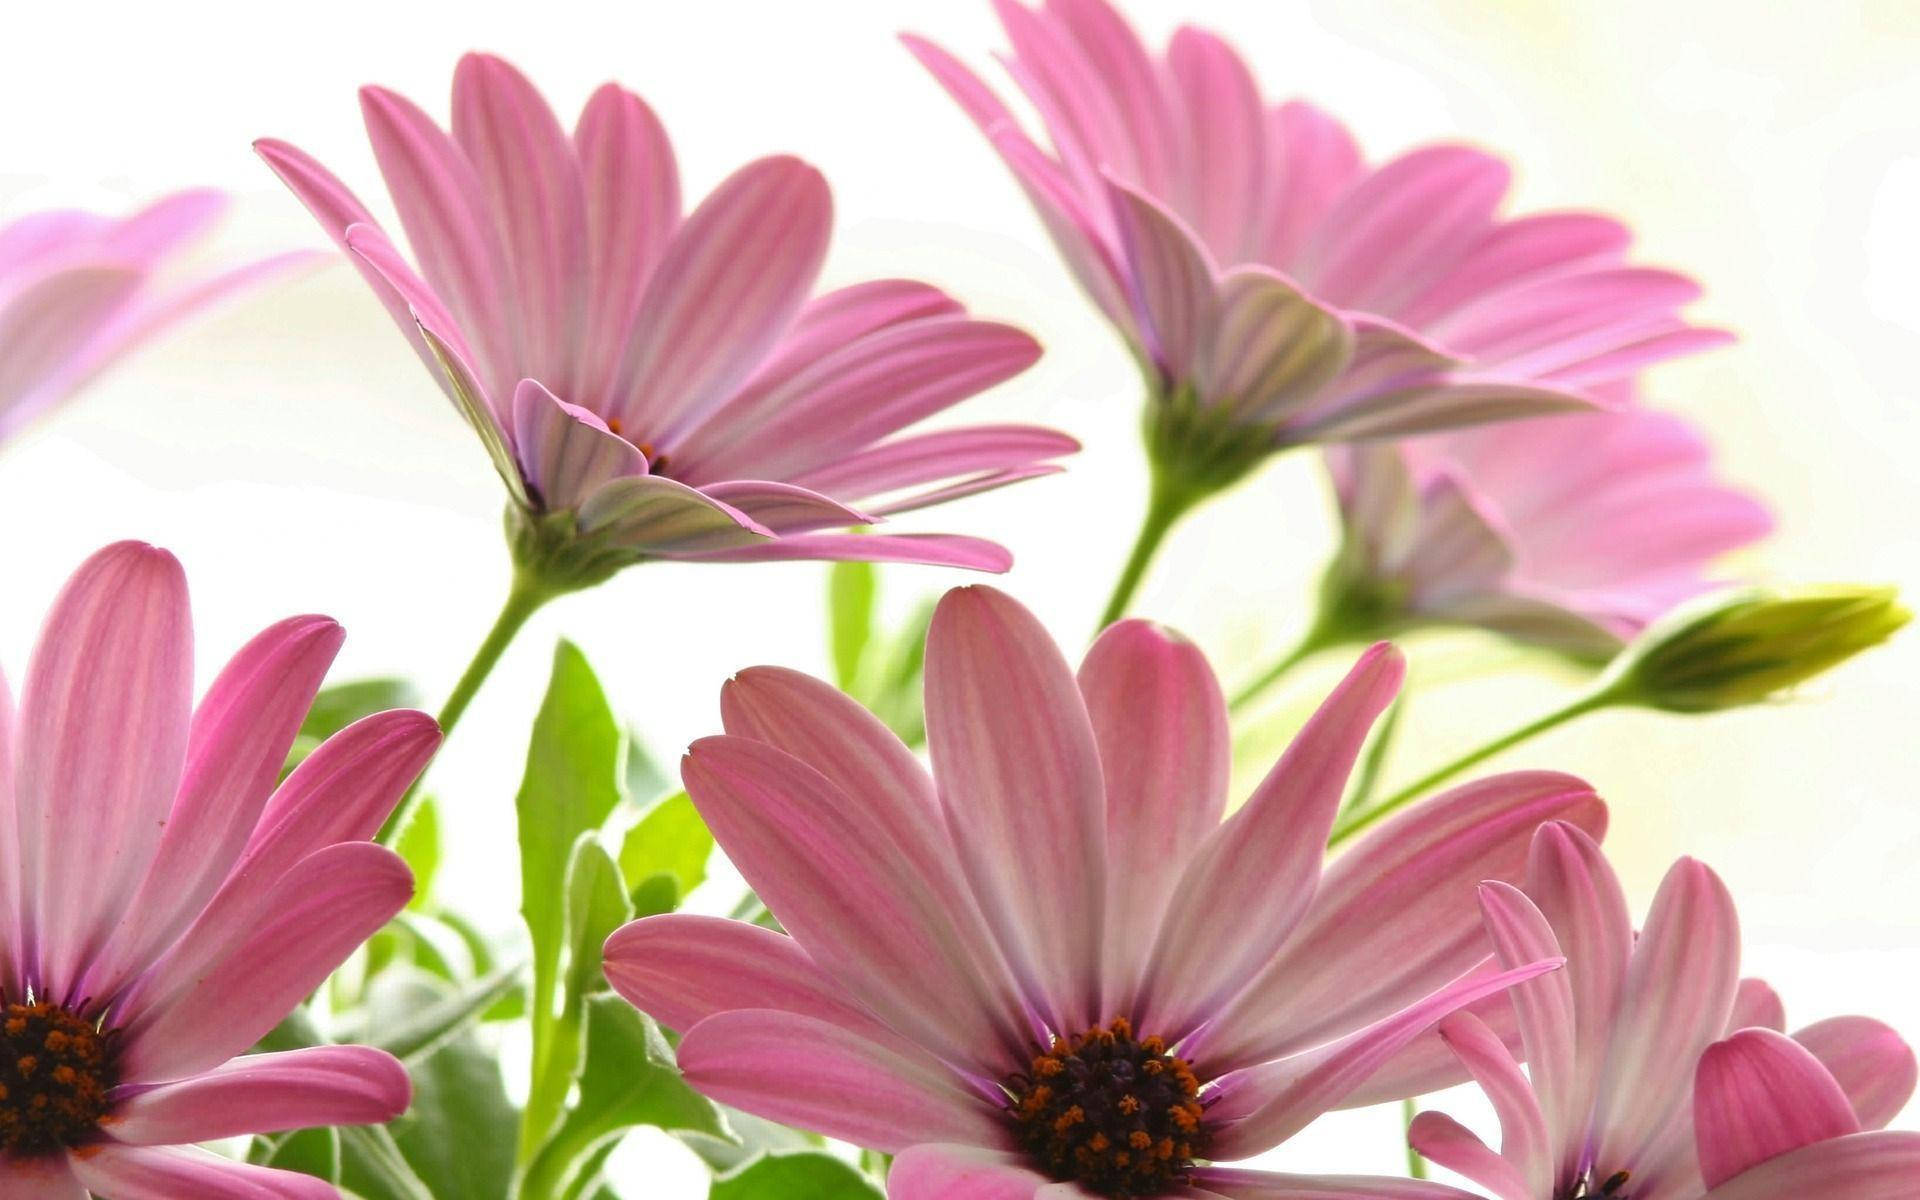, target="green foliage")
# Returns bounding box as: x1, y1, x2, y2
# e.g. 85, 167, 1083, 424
828, 559, 877, 690
392, 796, 441, 911
824, 564, 934, 747
285, 677, 423, 775
618, 792, 712, 909
710, 1153, 885, 1200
